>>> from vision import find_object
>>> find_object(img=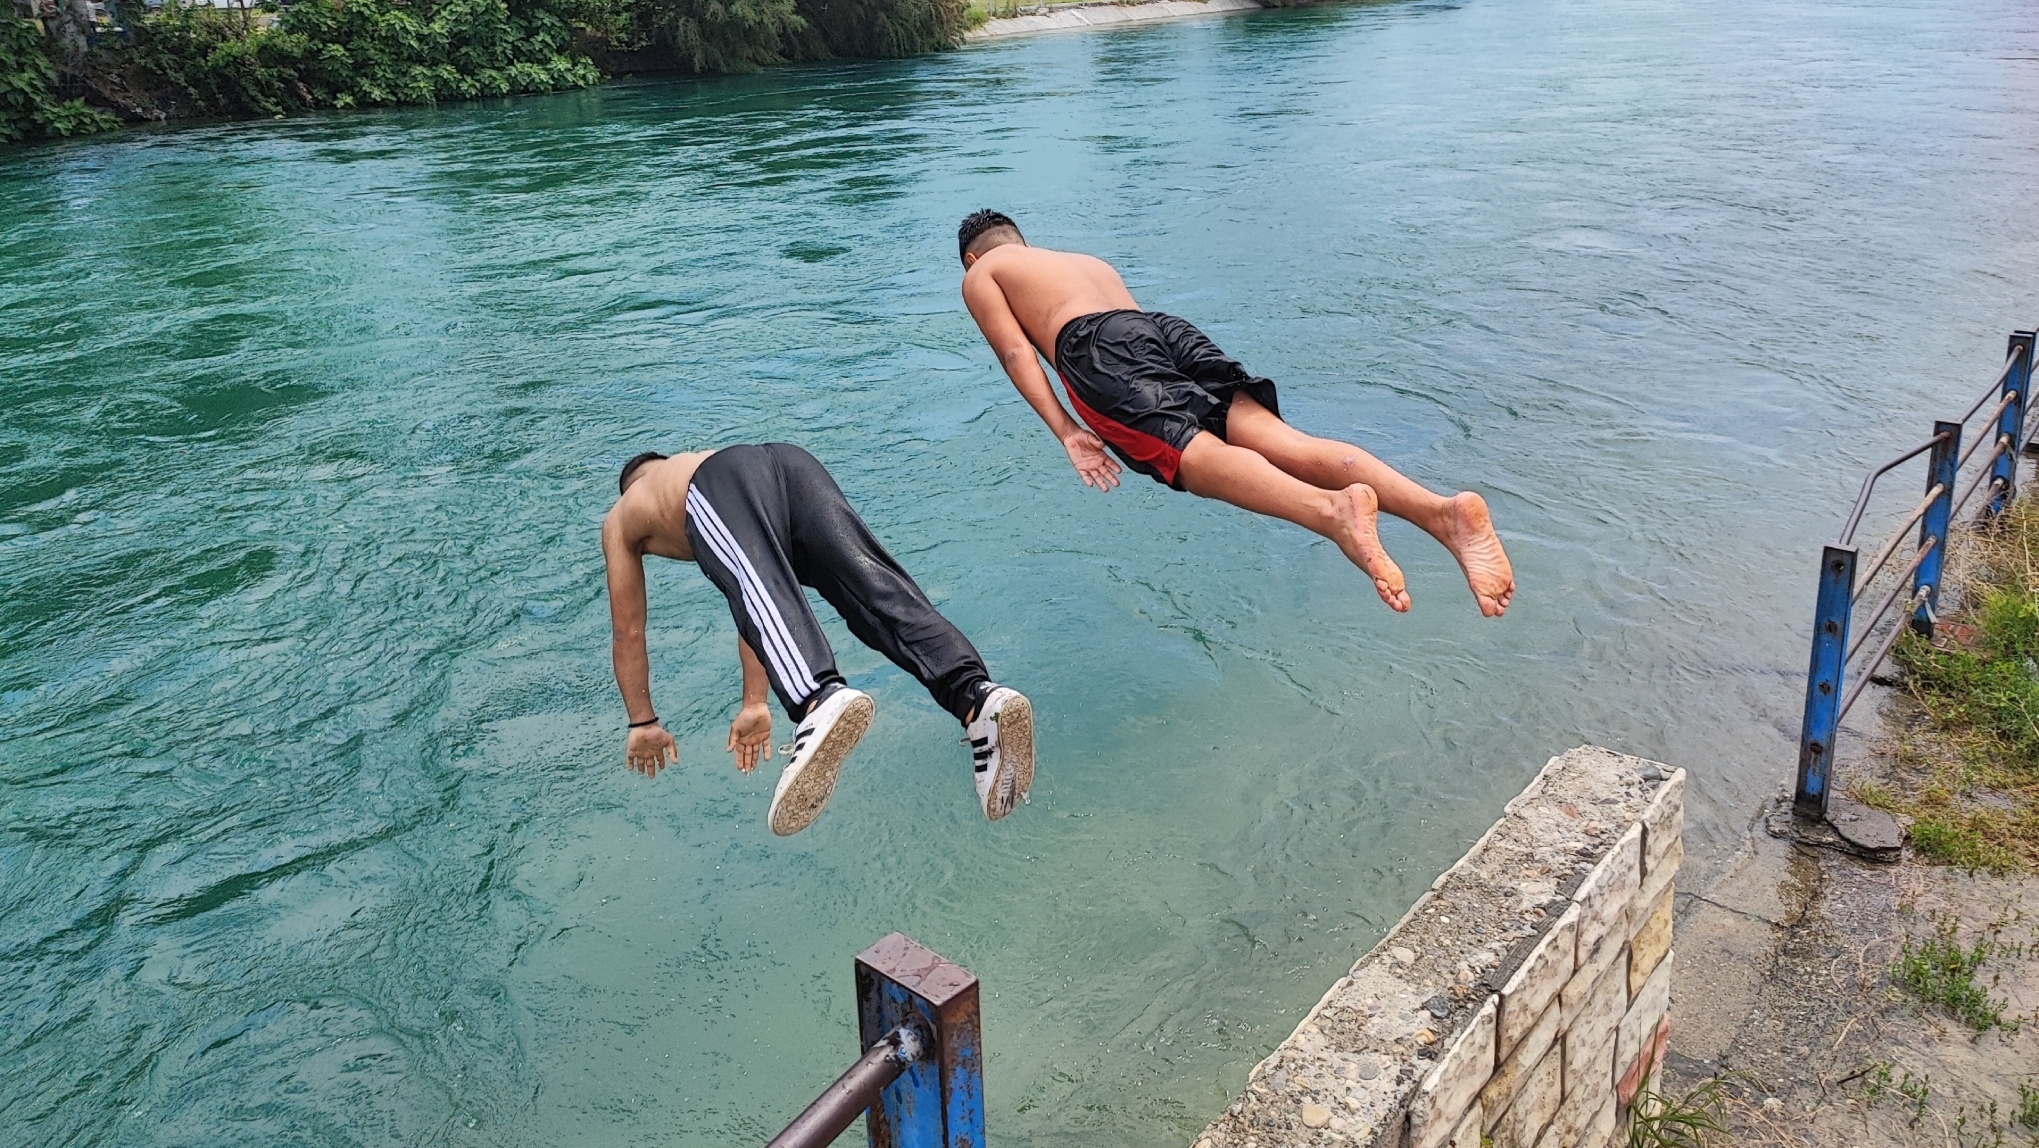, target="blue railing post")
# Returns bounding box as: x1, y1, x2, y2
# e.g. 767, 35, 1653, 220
1911, 421, 1960, 636
1796, 545, 1858, 819
1992, 331, 2036, 517
856, 933, 985, 1148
